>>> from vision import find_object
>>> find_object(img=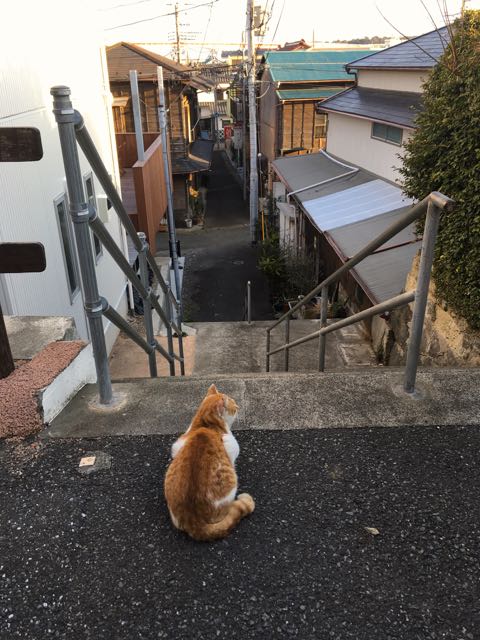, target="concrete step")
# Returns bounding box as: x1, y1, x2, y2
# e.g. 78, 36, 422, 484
189, 320, 377, 375
45, 368, 480, 439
